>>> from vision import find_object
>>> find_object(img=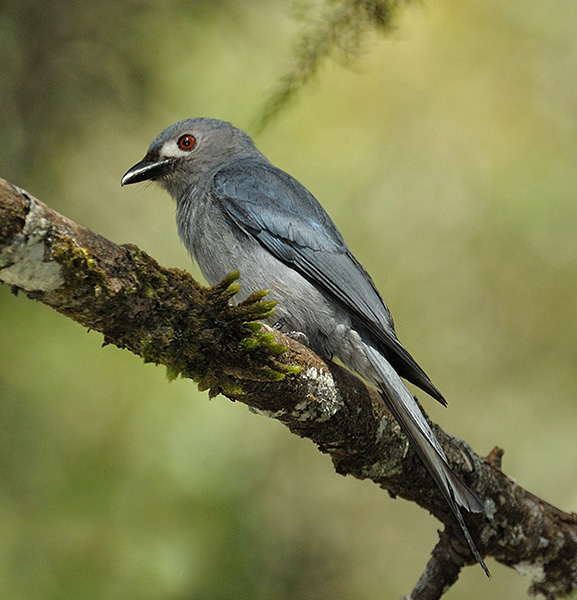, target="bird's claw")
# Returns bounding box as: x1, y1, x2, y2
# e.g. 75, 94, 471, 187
272, 317, 288, 330
286, 331, 309, 346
